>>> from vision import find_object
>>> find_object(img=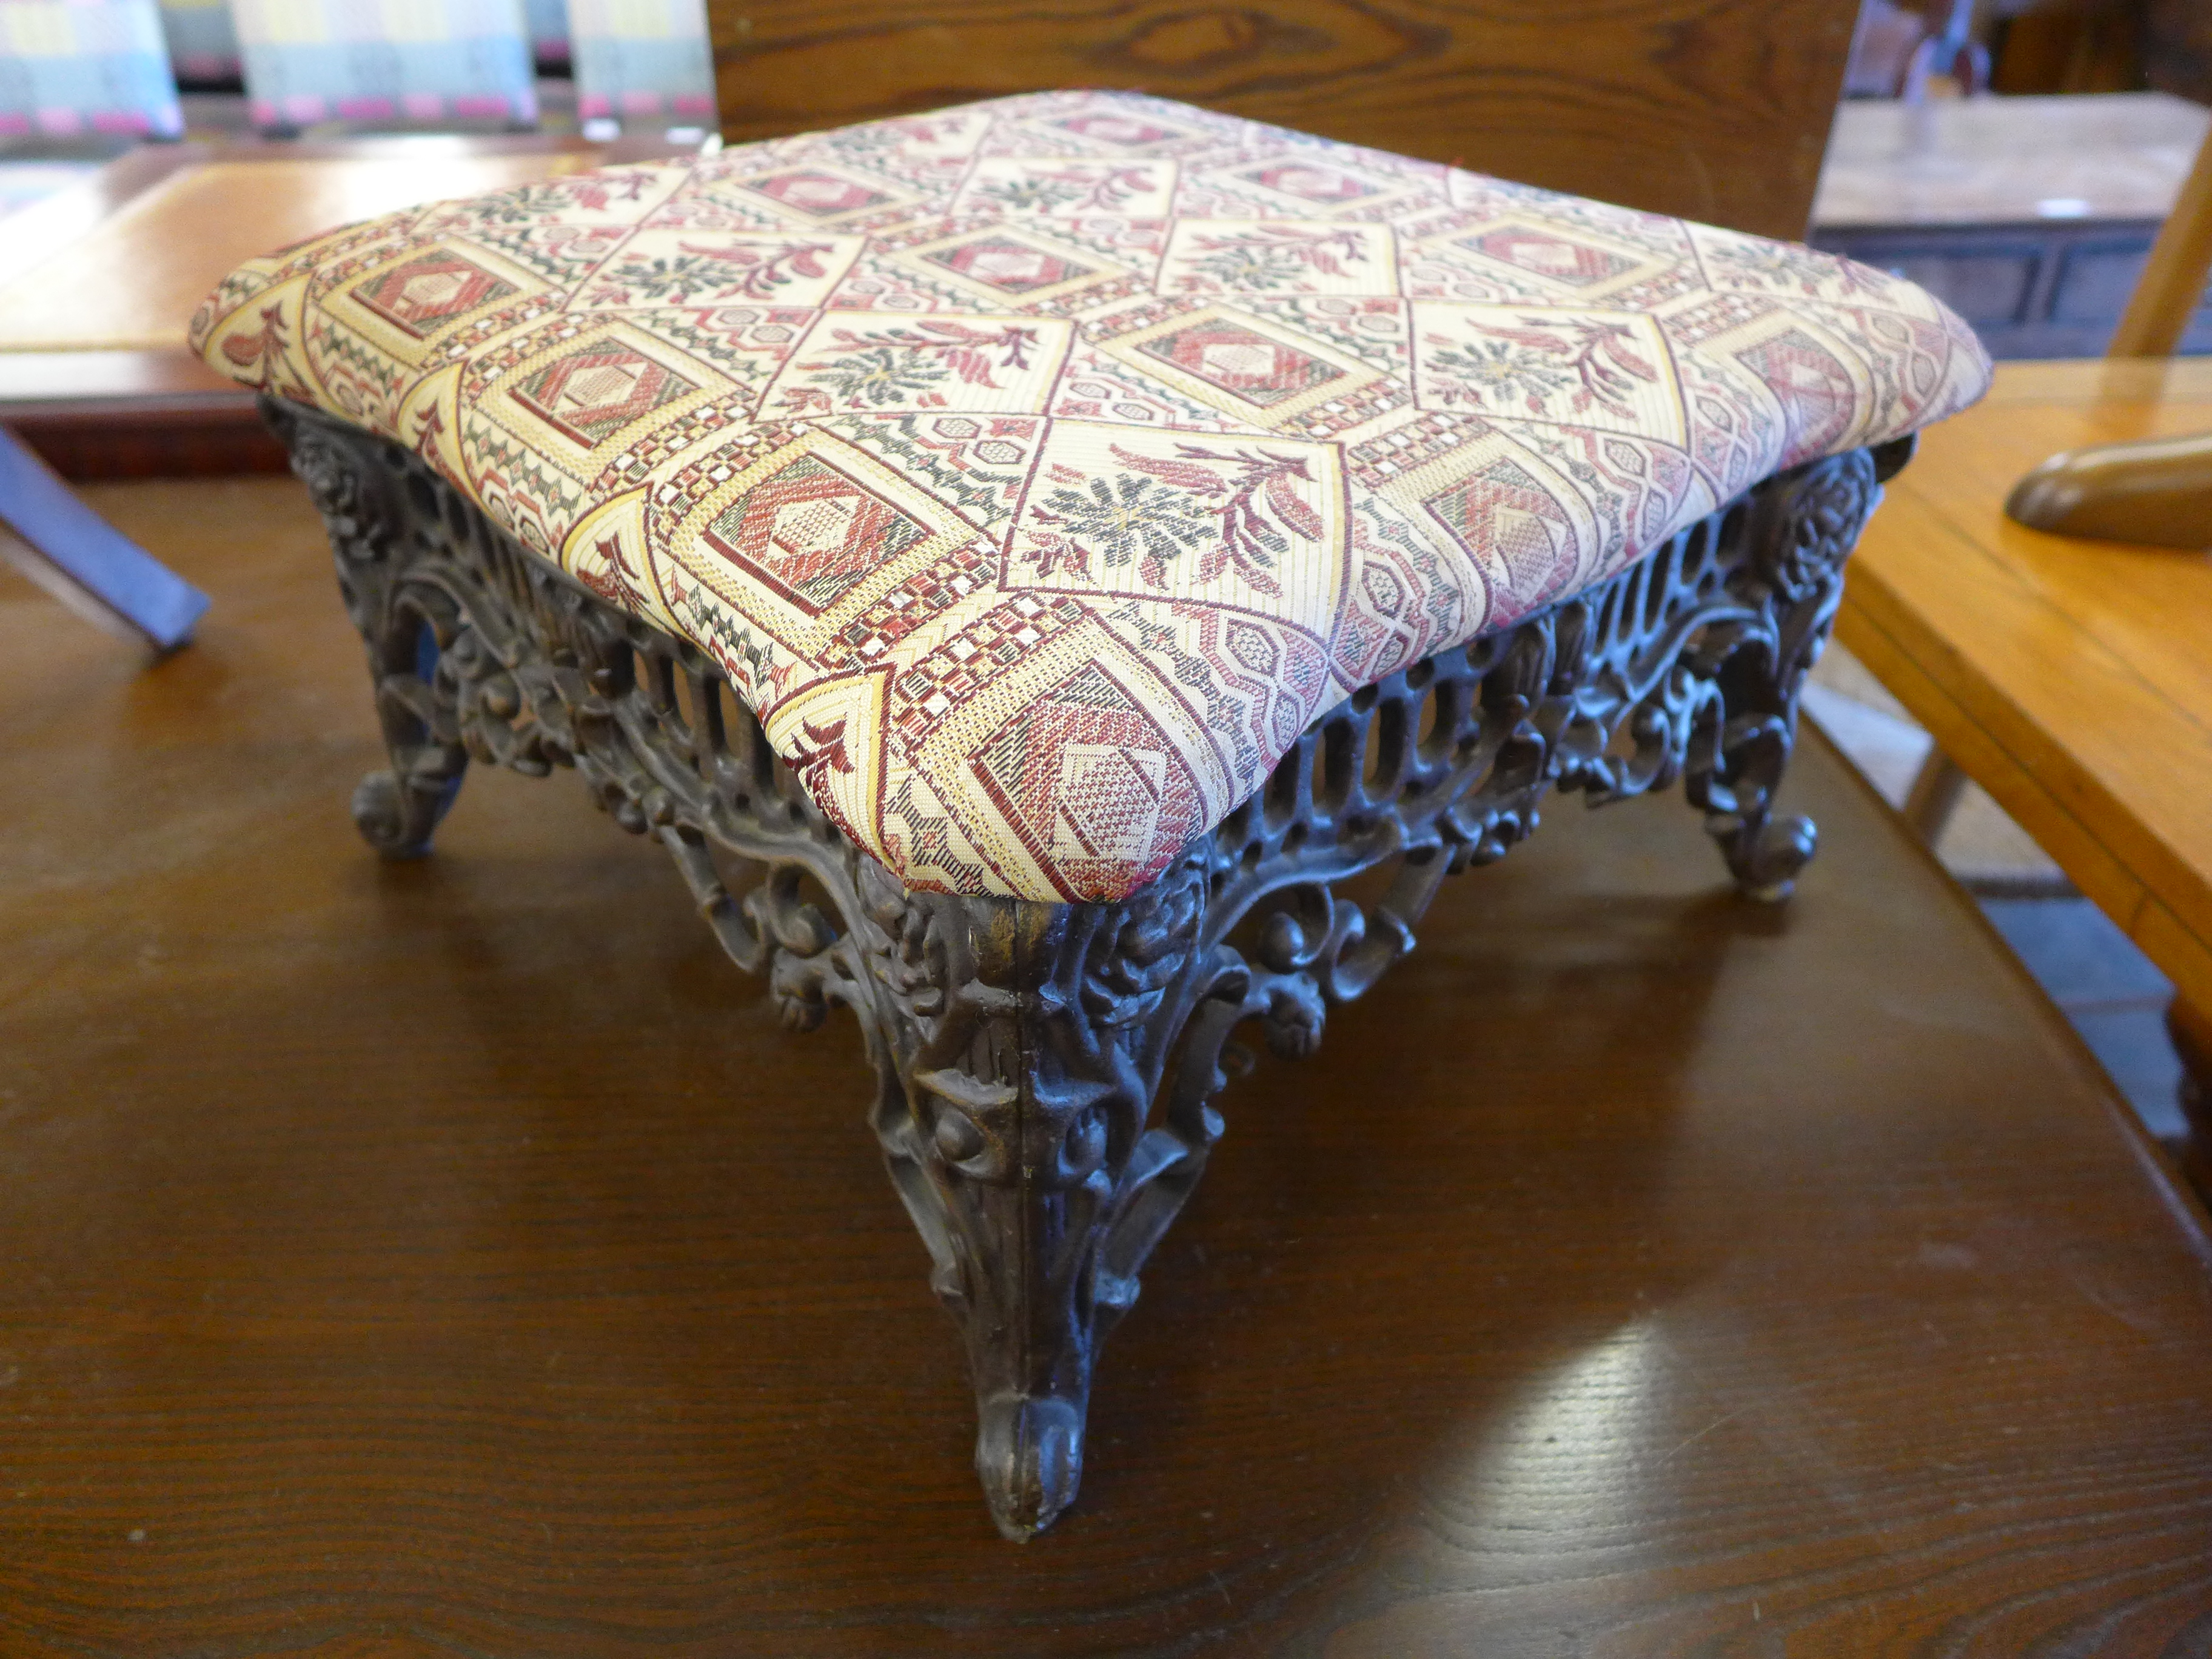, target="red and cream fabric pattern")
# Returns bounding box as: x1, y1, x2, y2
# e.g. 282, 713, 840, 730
193, 90, 1992, 902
